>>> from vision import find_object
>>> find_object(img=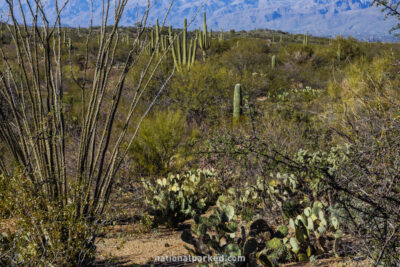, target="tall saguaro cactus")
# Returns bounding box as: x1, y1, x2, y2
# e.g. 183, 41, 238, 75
233, 84, 242, 124
303, 31, 308, 46
147, 19, 169, 55
337, 43, 341, 61
218, 31, 224, 41
197, 12, 211, 61
169, 19, 197, 72
271, 55, 276, 69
